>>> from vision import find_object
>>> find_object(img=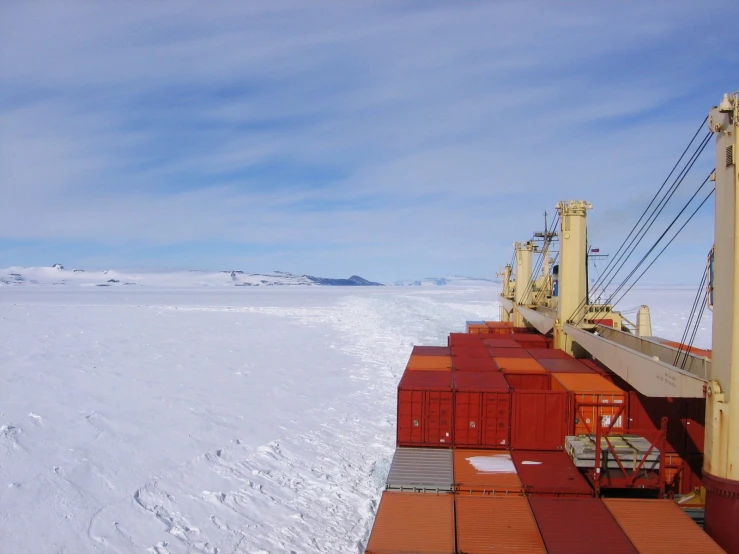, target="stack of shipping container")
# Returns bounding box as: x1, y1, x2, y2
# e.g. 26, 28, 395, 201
365, 321, 720, 553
